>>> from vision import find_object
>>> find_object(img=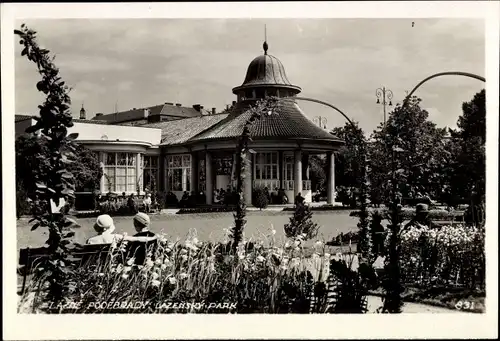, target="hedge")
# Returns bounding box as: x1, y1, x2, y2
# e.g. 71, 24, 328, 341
283, 204, 353, 212
349, 208, 465, 221
176, 206, 236, 215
